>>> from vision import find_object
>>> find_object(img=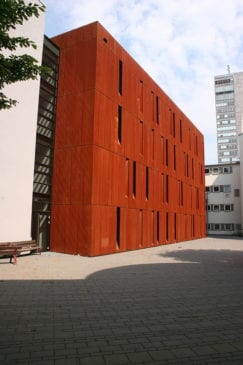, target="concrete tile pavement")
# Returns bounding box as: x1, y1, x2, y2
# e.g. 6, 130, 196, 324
0, 237, 243, 364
